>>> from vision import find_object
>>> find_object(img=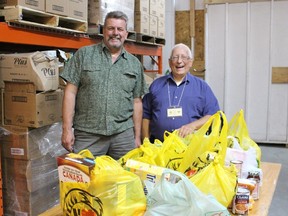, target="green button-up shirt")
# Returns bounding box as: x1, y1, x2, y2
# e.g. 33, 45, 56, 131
61, 42, 148, 135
